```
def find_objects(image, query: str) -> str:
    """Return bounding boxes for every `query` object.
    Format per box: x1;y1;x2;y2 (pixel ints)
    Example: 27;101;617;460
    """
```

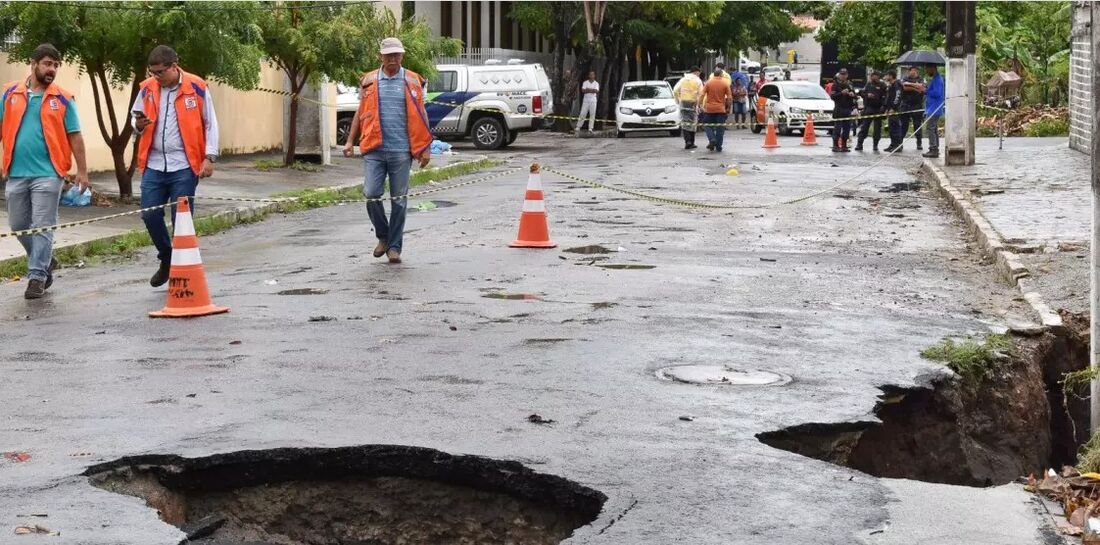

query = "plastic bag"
430;139;452;155
60;184;91;207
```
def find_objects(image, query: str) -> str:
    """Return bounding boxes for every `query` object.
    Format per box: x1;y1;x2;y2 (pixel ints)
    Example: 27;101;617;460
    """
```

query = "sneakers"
916;143;923;150
44;258;58;290
854;144;864;151
706;143;715;151
386;249;402;264
373;240;387;258
150;261;171;288
24;278;45;299
922;150;939;158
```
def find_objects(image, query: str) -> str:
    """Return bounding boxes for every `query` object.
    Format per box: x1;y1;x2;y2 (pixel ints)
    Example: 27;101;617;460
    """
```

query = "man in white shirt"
576;71;599;132
131;45;219;287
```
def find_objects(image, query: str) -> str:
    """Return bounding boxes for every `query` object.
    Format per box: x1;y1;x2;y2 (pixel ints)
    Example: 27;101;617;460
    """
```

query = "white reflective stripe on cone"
522;199;546;213
171;247;203;266
174;211;196;237
526;173;542;191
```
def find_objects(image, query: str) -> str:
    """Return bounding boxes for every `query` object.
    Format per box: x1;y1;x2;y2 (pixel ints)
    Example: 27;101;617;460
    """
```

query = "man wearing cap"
344;37;432;264
1;43;90;299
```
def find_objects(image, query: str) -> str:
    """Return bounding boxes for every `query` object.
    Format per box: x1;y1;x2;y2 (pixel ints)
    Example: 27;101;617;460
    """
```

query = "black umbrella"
895;50;947;65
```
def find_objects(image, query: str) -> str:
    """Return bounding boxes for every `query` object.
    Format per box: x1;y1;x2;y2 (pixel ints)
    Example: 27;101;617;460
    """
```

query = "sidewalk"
922;137;1089;317
0;150;467;264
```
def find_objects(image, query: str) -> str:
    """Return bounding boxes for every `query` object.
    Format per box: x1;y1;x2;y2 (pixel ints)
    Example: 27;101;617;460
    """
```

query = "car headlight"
789;107;804;114
619;107;632;115
663;105;678;114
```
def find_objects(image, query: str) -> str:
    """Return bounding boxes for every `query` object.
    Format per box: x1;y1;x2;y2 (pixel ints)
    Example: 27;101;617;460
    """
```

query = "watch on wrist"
205;155;217;164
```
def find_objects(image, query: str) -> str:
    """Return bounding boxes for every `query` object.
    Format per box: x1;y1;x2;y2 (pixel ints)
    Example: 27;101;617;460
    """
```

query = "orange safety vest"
0;79;75;177
136;70;209;174
356;68;433;157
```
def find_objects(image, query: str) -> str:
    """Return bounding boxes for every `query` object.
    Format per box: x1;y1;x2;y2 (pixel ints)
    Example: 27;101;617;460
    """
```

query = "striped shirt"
378;67;409;152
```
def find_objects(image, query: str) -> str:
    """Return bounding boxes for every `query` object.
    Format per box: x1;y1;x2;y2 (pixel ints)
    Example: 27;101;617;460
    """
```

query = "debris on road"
1026;467;1100;537
679;415;695;422
229;340;242;345
14;524;58;536
3;452;31;463
308;316;336;322
527;414;555;425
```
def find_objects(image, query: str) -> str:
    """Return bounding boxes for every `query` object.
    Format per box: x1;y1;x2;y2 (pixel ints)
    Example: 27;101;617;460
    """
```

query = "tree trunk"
550;5;572;132
284;96;299;166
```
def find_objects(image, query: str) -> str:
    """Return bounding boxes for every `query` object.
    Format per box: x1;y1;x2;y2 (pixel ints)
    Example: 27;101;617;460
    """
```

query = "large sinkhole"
757;315;1090;488
84;445;607;545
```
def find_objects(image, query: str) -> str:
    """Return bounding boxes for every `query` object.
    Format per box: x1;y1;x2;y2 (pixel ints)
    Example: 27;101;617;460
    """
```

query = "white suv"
614;81;680;138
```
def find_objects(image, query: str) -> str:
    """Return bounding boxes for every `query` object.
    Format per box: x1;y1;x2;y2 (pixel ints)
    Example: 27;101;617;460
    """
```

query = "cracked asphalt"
0;130;1056;544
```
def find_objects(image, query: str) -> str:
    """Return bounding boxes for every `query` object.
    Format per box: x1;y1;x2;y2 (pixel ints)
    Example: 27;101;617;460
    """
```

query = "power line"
22;1;378;13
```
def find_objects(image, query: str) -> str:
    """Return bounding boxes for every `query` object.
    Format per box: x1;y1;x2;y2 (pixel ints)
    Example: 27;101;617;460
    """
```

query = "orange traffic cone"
762;118;780;149
509;163;556;248
149;197;229;318
801;114;819;146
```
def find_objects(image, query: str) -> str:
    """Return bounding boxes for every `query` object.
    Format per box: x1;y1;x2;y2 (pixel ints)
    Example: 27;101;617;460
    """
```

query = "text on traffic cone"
149;197;230;318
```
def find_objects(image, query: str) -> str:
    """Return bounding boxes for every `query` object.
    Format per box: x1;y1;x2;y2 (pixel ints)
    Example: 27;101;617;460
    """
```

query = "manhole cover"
656;365;791;386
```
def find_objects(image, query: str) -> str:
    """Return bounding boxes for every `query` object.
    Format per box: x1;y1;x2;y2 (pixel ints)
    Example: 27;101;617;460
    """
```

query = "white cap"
380;37;405;55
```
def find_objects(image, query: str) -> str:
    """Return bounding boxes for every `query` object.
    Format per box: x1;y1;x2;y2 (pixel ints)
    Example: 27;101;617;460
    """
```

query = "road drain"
84;445;606;545
657;365;791;386
756;316;1090;487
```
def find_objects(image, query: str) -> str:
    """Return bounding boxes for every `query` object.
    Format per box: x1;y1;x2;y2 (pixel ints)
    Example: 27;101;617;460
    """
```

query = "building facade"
408;1;551;63
1070;1;1091;153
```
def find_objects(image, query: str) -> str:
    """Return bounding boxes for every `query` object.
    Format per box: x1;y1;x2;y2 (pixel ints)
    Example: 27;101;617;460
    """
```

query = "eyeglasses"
148;65;174;77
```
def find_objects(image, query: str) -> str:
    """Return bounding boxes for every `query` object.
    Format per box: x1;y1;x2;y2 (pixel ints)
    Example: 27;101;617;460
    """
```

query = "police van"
336;61;554;150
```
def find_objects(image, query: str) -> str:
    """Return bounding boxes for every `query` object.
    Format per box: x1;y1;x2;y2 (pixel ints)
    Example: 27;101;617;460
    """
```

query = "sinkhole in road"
85;445;606;545
756;316;1090;487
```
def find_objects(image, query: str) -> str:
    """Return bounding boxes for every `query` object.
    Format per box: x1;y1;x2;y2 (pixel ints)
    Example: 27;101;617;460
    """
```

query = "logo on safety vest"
184;96;197;110
48;98;59;111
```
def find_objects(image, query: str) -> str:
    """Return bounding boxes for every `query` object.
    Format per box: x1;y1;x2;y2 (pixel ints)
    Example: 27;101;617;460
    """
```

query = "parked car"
750;81;835;136
739;55;761;74
663;74;684;88
335;83;359;146
335;63;554;150
614;81;680;138
762;65;786;81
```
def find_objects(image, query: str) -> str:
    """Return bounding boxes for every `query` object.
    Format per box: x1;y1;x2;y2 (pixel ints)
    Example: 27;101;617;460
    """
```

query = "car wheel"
506;130;518;145
780;122;793;136
472;117;506;150
617;130;625;138
751;123;763;134
668;129;681;137
336;117;352;146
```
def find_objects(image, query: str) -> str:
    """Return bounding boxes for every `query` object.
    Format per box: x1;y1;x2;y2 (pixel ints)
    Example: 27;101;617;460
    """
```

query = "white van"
427;63;554;149
335;63;554;150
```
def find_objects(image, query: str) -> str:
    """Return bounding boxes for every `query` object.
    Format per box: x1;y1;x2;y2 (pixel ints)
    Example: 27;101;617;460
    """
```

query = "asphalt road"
0;130;1055;544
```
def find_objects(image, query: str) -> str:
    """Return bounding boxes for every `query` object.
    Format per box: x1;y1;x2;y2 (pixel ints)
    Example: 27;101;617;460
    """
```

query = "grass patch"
254;159;323;172
1060;366;1100;399
920;333;1013;386
1079;432;1100;473
2;158;502;281
1023;117;1069;137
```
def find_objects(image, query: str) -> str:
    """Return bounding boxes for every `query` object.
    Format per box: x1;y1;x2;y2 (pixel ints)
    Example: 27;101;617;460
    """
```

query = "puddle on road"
597;264;656;270
879;181;923;193
85;445;606;545
483;293;543;301
656;365;792;386
524;338;572;345
563;245;614;255
591;302;616;310
277;288;329;295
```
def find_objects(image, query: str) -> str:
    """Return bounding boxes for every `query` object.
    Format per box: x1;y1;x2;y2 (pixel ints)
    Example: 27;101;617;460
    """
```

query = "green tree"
815;1;945;69
0;1;263;196
255;2;459;165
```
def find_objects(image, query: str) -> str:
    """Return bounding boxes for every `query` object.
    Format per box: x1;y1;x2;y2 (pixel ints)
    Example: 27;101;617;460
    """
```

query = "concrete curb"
920;160;1064;331
0;156;489;275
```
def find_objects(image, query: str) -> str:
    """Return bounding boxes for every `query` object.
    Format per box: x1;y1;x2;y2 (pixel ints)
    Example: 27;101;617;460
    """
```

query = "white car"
751;81;836;136
739;55;761;74
614;81;680;138
762;66;786;81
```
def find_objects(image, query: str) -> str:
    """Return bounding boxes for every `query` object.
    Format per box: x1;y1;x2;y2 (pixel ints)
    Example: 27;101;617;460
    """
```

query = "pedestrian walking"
829;69;857;152
343;37;432;264
672;67;703;149
132;45;219;288
855;71;887;151
883;70;903;152
922;64;945;158
699;67;732;152
576;71;599;133
731;79;748;129
712;62;732;84
2;43;89;299
898;66;926;151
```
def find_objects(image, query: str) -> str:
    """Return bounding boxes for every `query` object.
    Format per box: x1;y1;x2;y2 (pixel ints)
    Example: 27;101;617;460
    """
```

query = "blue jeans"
363;151;412;253
5;176;63;281
701;112;728;149
141;168;199;264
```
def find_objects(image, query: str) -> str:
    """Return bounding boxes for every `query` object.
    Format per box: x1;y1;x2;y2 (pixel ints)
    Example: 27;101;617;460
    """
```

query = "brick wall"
1070;1;1092;153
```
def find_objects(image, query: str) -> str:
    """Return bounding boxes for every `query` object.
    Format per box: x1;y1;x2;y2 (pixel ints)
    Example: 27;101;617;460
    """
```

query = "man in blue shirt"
1;43;90;299
922;64;945;159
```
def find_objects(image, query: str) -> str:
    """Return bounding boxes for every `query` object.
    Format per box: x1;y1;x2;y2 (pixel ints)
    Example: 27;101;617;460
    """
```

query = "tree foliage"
815;1;945;70
255;1;459;164
0;1;263;195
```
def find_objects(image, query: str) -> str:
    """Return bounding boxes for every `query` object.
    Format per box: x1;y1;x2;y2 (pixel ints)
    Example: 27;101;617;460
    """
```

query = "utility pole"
900;1;914;54
944;1;976;165
1090;1;1100;432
